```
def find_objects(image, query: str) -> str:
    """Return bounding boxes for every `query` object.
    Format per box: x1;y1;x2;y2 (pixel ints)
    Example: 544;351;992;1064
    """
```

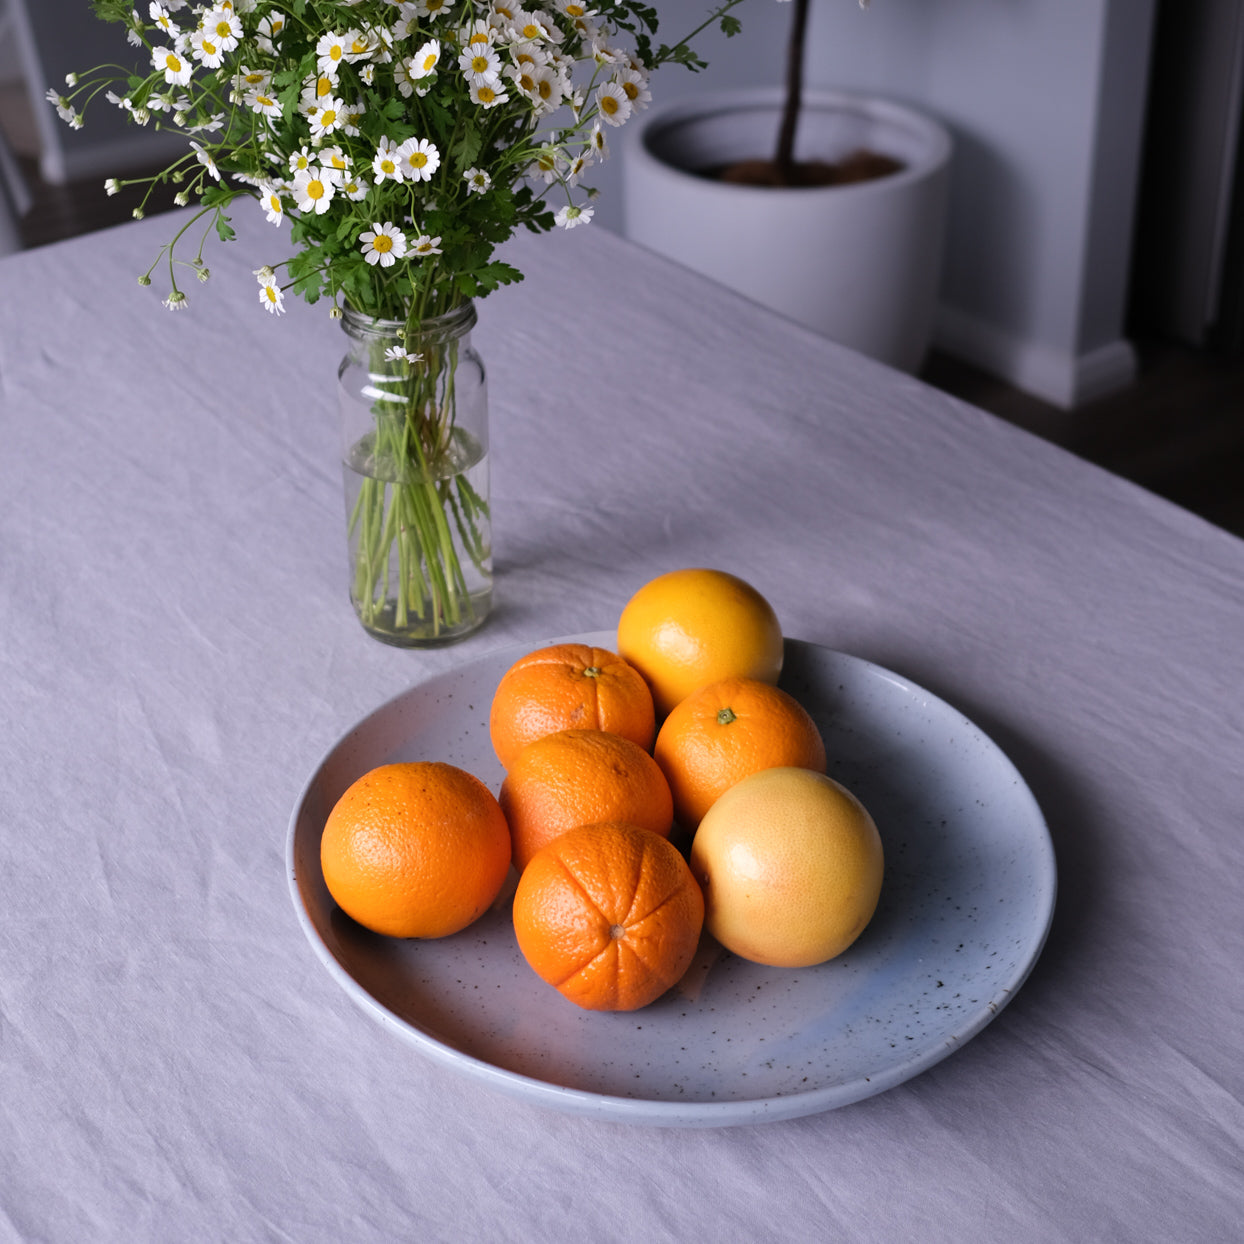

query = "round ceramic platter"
287;632;1056;1127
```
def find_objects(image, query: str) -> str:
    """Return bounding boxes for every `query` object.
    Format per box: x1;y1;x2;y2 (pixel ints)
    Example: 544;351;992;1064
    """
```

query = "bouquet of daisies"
54;0;743;642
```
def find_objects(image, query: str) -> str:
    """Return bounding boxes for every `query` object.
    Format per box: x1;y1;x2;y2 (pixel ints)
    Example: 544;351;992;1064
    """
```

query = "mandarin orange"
499;728;674;871
654;676;826;829
320;762;511;939
489;642;655;770
512;821;704;1011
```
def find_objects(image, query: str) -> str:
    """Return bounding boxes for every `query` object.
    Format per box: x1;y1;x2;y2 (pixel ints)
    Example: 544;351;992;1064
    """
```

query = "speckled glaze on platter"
287;633;1056;1127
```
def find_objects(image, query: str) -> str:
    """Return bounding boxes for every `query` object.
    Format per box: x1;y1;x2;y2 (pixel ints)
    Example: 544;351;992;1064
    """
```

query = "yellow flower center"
477;86;496;103
320;109;337;126
601;94;618;115
623;81;639;100
215;21;232;37
372;235;393;253
203;38;218;55
422;54;437;71
307;180;324;200
410;152;428;168
330;46;343;61
166;54;182;71
380;158;395;174
471;55;490;73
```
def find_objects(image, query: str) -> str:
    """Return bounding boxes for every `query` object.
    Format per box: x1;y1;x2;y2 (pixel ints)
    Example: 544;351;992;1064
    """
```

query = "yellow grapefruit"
688;766;884;967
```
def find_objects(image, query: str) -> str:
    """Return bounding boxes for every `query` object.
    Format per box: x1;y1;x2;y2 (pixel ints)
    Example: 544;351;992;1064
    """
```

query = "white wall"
608;0;1158;408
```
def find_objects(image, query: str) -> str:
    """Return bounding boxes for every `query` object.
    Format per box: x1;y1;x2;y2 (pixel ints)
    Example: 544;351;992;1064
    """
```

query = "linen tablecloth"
1;208;1241;1241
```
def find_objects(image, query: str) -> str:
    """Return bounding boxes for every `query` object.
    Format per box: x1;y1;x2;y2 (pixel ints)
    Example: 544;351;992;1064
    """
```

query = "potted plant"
622;0;952;373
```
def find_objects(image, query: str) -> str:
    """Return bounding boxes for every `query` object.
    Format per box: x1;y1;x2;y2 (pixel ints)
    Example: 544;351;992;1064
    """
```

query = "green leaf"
214;212;235;243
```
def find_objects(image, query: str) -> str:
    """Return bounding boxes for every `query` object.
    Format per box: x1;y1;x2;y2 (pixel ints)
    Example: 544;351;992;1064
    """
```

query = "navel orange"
499;728;674;871
489;642;655;770
654;676;827;829
320;762;511;939
512;821;704;1011
689;767;884;968
616;568;783;717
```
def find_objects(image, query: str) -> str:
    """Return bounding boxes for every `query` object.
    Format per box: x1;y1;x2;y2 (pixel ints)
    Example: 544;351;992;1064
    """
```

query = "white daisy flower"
532;66;562;111
418;0;451;18
560;0;595;18
397;136;440;181
151;46;193;86
372;137;404;182
246;89;282;120
234;65;271;92
258;183;284;225
595;81;631;127
411;40;441;79
410;234;443;257
343;176;369;201
256;13;285;53
564;150;592;186
459;19;494;49
202;7;242;52
360;64;375;85
614;67;651;110
463;167;491;194
319;145;350;177
510;10;552;43
339;103;365;136
554;203;593;229
395;58;424;98
343;29;375;61
164;290;189;310
308;96;344;138
104;178;120;196
384;345;422;364
292;166;336;214
190;141;221;180
360;221;408;267
149;3;179;36
45;91;76;124
393;4;422;39
470;80;508;108
459;45;502;88
258;280;285;315
528;145;562;183
189;30;226;70
288;146;316;174
316;32;349;77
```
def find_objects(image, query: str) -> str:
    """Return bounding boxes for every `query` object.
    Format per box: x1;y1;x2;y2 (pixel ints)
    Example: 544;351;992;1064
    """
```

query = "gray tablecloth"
1;207;1241;1241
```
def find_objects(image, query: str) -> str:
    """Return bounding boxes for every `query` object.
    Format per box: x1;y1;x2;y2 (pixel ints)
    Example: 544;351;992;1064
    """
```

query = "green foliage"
61;0;746;319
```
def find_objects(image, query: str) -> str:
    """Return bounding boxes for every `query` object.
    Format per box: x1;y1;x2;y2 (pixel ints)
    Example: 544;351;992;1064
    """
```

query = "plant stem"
774;0;812;185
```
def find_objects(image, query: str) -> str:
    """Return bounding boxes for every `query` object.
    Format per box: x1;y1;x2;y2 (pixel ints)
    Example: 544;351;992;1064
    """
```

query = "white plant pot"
622;87;953;373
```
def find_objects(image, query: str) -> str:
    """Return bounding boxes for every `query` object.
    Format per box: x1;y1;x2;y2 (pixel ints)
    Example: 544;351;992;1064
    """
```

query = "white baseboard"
934;303;1138;410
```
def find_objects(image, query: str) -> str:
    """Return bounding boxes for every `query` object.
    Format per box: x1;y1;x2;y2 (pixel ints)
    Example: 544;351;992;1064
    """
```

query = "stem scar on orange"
499;728;674;872
489;642;655;770
654;676;827;829
616;568;784;718
320;762;511;939
512;821;705;1011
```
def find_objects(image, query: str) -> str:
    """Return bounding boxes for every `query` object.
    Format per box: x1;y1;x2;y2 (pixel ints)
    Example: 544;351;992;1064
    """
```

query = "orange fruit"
489;642;655;770
512;821;705;1011
616;568;784;717
499;728;674;871
320;762;511;939
689;767;884;968
654;676;826;829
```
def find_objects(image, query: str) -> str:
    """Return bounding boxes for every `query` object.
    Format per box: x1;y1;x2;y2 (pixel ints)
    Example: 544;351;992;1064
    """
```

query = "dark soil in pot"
703;149;905;188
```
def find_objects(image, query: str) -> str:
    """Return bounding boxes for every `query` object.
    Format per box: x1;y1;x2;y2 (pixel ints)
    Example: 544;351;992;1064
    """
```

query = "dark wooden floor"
9;155;1243;541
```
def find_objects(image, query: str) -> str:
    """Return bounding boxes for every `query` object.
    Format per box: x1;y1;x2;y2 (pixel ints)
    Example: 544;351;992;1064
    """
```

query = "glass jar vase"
337;302;492;646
